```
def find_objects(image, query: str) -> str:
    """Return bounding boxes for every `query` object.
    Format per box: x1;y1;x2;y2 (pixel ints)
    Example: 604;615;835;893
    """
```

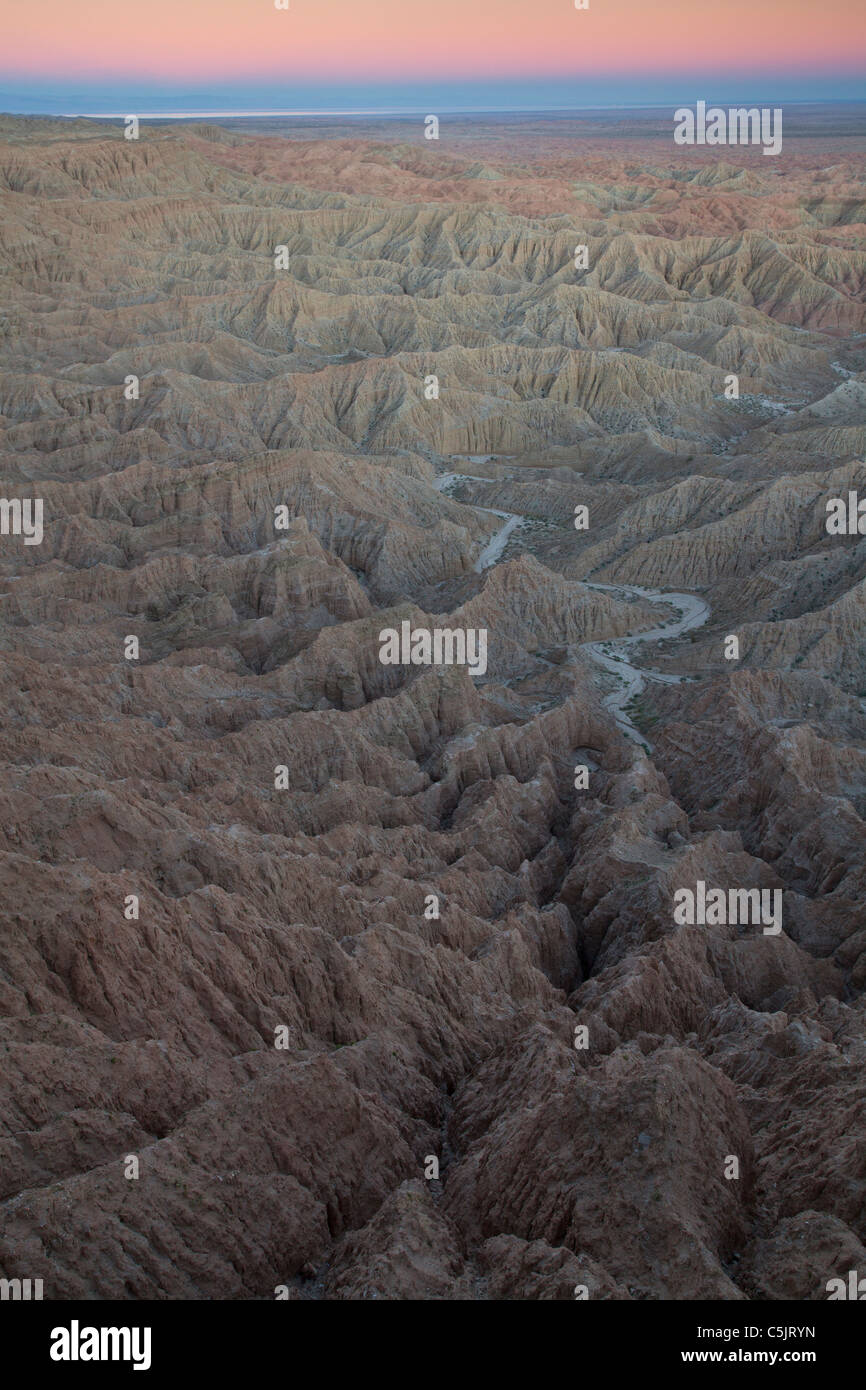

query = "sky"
2;0;864;114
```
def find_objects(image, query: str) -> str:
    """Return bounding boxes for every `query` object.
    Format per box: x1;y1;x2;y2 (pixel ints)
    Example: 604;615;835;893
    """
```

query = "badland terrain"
0;109;865;1300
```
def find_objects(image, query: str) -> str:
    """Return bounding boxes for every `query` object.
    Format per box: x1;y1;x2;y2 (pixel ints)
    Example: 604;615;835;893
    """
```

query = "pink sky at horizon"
5;0;866;80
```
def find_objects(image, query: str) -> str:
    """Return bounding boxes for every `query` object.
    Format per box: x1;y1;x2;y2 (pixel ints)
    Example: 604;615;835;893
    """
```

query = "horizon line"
46;97;866;121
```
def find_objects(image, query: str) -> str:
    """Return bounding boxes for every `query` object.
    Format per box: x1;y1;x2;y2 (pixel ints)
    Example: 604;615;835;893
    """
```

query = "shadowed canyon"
1;111;865;1301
